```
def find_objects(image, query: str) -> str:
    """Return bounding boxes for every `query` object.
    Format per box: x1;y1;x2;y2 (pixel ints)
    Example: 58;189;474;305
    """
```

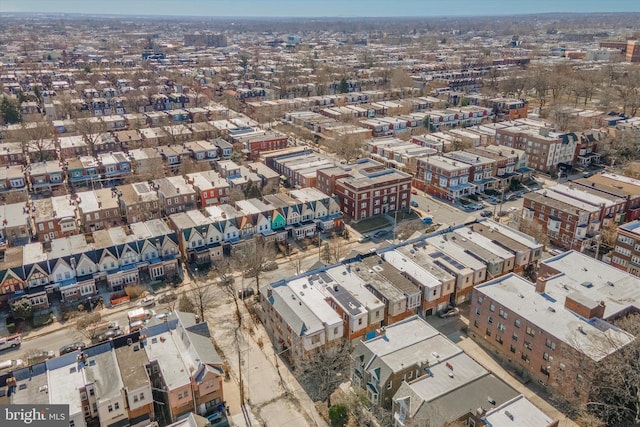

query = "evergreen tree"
0;96;22;124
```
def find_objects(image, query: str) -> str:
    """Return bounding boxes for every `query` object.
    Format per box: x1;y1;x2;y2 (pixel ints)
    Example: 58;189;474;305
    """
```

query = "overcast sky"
2;0;639;17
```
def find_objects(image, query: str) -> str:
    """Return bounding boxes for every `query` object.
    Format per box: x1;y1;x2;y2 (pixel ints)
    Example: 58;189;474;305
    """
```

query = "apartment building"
610;220;640;277
495;126;577;173
470;251;638;403
443;150;497;193
574;172;640;222
317;159;412;220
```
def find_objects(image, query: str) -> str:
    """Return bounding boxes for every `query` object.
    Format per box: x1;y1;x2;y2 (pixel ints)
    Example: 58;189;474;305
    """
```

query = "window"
114;403;119;410
473;320;479;328
514;319;521;328
408;371;413;380
526;326;535;337
358;318;363;326
475;308;480;316
545;339;556;350
387;381;392;390
489;303;495;312
108;405;113;413
543;352;551;361
477;297;483;305
485;328;492;337
133;395;139;403
488;316;493;324
510;345;516;354
89;388;95;396
512;333;518;342
499;309;508;319
497;322;505;332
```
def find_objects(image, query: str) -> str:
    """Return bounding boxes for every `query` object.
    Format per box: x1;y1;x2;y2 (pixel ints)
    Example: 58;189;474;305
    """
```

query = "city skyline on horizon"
2;0;640;18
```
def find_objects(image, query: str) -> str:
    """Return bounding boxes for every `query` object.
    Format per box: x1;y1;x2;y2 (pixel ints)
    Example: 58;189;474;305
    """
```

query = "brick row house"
0;219;179;309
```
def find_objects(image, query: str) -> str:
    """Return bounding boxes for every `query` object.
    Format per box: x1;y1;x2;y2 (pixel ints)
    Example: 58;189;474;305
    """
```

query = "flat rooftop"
475;273;635;361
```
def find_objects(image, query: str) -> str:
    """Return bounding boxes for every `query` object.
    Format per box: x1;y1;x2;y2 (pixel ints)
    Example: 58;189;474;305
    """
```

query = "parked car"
138;296;155;307
93;329;123;343
508;206;519;213
238;288;255;300
206;412;223;425
438;307;460;318
59;342;86;355
479;209;493;217
157;291;177;304
496;210;509;217
422;216;433;224
357;234;371;243
410;200;419;207
263;260;278;271
373;229;388;238
411;189;418;195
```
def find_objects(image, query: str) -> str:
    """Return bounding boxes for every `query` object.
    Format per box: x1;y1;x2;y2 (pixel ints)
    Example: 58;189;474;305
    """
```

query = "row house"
159;144;190;173
383;249;455;317
466;146;524;187
470;251;638;405
59;135;90;158
91;221;179;291
98;151;132;181
187;121;217;140
27;160;64;192
154;176;197;216
0;141;25;166
128;147;164;178
143;313;225;423
522;189;602;252
227;129;289;160
574;172;640;222
25;138;57;163
117;182;162;224
352;255;423;325
258;274;345;361
411;132;456;152
266;149;335;189
490;98;528;121
575;128;605;167
65;156;100;187
317;158;412;220
495;126;577;173
0;202;30;247
443;150;497;192
76;188;123;233
29;196;79;242
114;129;143;149
0;164;27;194
101;114;126;131
416;155;475;202
6;314;222;427
611;220;640;277
170;189;342;265
186;170;230;207
93;132;121;155
246;162;280;195
422;235;487;304
184;140;221;162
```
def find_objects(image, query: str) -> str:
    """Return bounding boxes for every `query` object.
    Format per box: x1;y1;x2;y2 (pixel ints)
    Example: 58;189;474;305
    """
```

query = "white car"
138;296;155;307
508;207;519;212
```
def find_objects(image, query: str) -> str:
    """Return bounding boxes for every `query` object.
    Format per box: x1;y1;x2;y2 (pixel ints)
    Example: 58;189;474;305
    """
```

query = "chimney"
535;275;549;293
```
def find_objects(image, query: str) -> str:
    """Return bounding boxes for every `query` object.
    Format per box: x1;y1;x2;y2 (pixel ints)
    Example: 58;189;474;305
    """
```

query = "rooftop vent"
548;307;556;313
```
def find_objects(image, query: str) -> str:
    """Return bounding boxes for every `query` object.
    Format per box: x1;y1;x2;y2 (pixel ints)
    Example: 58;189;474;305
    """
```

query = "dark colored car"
238;288;255;300
373;229;388;239
438;307;460;318
59;341;86;355
479;210;493;217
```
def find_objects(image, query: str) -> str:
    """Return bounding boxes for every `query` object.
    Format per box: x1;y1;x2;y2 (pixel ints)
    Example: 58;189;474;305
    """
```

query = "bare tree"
75;117;107;156
180;284;217;322
615;67;640;117
17;119;56;162
327;131;364;164
583;313;640;427
320;236;347;265
75;312;103;341
518;218;550;249
294;340;352;403
231;237;277;294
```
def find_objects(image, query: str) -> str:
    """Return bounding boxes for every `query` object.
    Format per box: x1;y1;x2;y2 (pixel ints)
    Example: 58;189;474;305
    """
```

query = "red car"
411;189;418;195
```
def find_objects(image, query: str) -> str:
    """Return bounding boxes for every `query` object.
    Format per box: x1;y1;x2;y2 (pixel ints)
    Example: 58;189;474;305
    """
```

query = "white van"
0;359;25;373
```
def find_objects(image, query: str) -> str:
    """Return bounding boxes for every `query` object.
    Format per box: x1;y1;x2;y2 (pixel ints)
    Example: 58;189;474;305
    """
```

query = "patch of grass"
31;312;54;328
350;216;392;233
